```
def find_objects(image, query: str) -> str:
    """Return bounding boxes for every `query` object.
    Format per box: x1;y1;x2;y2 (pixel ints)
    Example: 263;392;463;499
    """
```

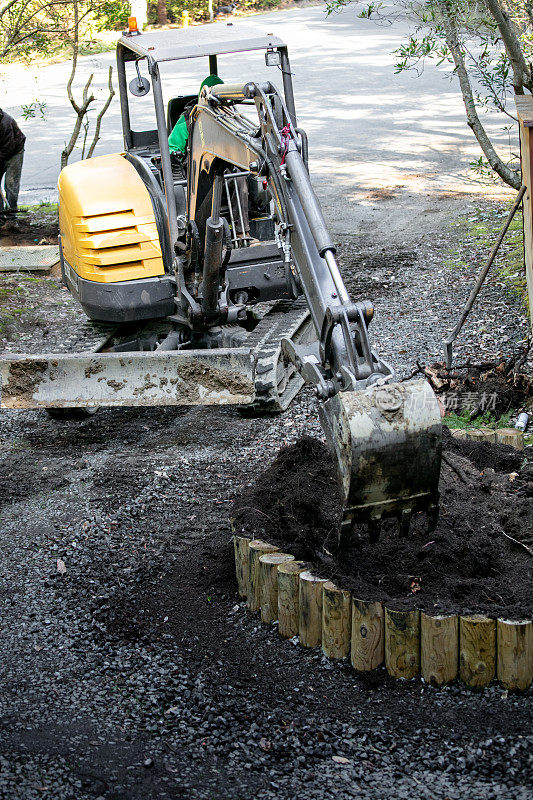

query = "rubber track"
246;298;314;413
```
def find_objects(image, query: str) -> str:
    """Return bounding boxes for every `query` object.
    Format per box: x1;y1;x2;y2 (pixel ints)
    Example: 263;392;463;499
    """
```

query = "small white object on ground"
515;412;529;432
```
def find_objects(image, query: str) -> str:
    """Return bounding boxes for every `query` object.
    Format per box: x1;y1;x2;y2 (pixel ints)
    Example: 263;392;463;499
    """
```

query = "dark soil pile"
232;436;342;552
232;430;533;618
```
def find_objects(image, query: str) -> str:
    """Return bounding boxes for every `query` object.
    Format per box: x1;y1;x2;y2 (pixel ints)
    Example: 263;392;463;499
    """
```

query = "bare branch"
60;1;115;168
65;0;79;113
86;65;115;159
484;0;532;93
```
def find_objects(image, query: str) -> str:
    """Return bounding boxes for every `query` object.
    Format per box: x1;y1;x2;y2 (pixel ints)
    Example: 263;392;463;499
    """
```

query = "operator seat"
167;96;196;219
167;95;197;134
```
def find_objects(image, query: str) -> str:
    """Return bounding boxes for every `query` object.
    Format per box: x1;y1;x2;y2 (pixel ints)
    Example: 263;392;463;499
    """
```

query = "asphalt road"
2;0;515;228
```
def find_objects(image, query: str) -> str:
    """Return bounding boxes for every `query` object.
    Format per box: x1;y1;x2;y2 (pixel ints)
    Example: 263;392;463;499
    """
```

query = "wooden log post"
351;599;384;671
459;615;496;687
322;582;351;659
495;428;525;450
247;540;278;612
451;428;468;440
233;535;251;598
277;561;309;639
385;607;421;679
259;553;294;624
497;619;533;691
480;427;496;443
299;571;327;648
421;613;459;685
466;428;488;443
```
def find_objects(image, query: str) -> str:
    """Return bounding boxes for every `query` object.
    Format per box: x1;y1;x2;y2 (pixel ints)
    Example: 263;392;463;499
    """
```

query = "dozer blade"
319;379;442;538
0;350;254;409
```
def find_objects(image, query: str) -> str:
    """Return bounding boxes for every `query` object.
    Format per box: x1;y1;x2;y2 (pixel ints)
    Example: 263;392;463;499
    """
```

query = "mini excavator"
0;23;442;540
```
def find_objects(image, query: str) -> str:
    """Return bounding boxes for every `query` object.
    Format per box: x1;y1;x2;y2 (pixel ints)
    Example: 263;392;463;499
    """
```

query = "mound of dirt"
232;436;342;552
232;430;533;618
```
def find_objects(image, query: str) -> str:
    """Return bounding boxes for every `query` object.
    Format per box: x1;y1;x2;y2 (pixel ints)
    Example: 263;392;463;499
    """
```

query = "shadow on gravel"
337;238;417;301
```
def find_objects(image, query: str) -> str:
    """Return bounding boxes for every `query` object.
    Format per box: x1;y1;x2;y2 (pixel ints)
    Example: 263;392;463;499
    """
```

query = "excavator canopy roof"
118;24;285;63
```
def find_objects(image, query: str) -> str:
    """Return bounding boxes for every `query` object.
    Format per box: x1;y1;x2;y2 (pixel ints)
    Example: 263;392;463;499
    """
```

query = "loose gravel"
0;197;531;799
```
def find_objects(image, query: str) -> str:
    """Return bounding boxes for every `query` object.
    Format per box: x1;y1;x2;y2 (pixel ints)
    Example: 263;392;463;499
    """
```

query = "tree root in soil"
402;340;532;419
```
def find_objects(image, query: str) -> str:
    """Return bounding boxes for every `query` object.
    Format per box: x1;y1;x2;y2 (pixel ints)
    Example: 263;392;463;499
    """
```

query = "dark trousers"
1;148;24;211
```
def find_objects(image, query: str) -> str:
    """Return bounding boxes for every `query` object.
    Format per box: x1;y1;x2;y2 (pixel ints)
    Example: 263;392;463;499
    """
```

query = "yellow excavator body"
58;153;164;284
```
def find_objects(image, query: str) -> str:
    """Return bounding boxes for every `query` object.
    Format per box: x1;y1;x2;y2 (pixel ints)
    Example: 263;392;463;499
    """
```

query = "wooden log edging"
299;571;328;648
247;540;278;612
421;613;458;685
351;598;384;671
259;552;294;624
385;607;420;679
278;561;309;638
322;582;351;659
232;535;533;691
451;426;524;450
459;615;496;687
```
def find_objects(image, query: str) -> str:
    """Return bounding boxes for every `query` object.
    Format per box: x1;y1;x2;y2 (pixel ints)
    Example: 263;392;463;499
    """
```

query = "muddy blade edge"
0;350;255;408
319;379;442;534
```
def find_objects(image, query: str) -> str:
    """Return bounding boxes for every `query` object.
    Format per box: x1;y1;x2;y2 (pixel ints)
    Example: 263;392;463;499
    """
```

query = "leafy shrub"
95;0;131;30
146;0;283;25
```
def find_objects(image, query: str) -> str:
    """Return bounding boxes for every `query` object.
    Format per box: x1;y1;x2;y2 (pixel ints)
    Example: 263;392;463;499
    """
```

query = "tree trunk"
157;0;168;25
484;0;531;94
440;4;521;189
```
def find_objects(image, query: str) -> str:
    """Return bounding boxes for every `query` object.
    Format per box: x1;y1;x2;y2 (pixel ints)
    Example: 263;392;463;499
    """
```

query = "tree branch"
484;0;532;93
440;3;521;189
86;65;115;158
65;0;79;110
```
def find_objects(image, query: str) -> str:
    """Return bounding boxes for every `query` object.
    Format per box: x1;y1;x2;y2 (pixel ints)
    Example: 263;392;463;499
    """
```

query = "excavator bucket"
319;379;442;539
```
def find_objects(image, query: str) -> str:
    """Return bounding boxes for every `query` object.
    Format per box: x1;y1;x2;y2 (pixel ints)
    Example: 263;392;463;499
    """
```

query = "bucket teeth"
399;508;412;538
368;519;381;543
427;502;439;534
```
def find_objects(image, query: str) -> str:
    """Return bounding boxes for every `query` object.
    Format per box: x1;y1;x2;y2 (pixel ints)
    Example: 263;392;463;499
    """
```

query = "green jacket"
168;75;223;154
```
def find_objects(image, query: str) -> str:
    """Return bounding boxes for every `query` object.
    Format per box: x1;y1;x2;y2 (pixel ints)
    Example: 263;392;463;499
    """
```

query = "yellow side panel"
78;222;159;250
58;153;165;284
80;241;162;267
74;213;156;234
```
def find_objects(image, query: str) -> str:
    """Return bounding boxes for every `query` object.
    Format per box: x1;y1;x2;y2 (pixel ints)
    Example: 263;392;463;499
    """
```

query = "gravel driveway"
1;4;532;793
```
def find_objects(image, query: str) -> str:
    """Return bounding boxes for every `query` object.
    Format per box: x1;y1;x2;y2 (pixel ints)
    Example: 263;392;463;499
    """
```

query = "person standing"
0;108;25;215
